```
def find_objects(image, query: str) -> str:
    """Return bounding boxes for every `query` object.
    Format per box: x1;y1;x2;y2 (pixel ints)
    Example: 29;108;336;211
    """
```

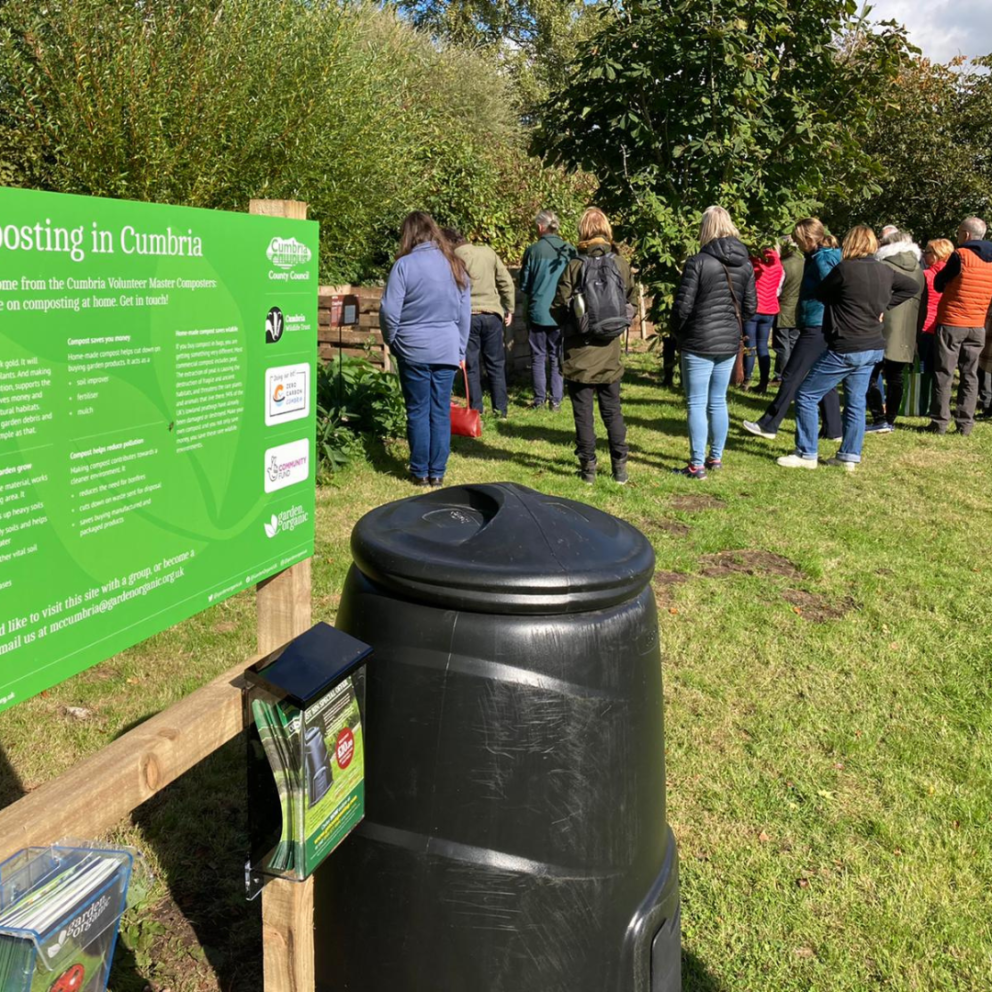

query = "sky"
866;0;992;63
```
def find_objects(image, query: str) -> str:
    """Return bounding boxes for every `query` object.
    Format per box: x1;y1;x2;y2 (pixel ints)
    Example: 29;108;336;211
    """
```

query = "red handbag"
450;365;482;438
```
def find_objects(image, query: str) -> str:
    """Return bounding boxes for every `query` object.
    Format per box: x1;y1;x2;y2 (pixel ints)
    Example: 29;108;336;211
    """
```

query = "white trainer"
776;454;818;469
821;456;856;472
742;420;776;440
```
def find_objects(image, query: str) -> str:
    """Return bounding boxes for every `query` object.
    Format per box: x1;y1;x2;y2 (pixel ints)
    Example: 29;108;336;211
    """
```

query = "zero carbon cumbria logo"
266;236;312;270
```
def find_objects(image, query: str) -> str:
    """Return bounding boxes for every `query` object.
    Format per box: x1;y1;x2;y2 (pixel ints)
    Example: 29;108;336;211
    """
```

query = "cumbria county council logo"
266;236;312;270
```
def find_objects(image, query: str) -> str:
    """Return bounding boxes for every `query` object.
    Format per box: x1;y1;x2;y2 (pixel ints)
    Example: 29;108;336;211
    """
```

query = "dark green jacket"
778;250;804;328
551;241;636;385
519;234;577;326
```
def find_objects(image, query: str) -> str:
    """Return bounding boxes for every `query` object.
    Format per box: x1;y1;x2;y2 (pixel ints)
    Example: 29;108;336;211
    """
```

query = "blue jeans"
794;349;885;462
743;312;774;384
466;313;508;414
529;324;563;405
397;363;458;478
681;351;736;466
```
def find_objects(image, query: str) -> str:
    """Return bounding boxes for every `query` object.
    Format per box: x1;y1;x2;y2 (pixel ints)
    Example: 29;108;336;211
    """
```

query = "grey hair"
534;209;560;233
699;205;739;247
961;216;988;240
880;225;899;237
879;229;911;247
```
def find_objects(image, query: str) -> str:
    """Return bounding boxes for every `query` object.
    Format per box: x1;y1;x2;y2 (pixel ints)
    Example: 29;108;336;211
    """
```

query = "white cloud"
866;0;992;64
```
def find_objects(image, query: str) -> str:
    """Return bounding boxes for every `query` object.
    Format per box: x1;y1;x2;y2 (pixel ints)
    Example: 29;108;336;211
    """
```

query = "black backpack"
573;252;631;340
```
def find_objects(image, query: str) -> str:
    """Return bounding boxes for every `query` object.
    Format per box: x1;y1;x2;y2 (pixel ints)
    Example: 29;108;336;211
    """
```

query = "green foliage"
316;356;406;476
537;0;913;322
0;0;589;280
824;54;992;242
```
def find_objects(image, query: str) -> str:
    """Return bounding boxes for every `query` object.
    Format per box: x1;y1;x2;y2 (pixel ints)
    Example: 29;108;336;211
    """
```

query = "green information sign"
0;188;319;712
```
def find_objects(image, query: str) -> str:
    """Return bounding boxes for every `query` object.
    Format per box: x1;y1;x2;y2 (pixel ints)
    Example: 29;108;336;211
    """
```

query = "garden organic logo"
266;236;312;270
264;505;310;539
46;893;113;958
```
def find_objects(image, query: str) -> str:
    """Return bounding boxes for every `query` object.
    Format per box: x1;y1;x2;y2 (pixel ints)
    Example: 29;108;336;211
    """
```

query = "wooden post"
251;197;316;992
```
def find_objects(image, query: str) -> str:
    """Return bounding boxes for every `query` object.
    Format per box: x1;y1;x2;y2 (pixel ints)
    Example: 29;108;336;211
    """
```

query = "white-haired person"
670;205;756;478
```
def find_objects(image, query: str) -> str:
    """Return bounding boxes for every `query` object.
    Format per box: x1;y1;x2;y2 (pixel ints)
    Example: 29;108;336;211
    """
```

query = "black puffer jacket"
673;237;757;355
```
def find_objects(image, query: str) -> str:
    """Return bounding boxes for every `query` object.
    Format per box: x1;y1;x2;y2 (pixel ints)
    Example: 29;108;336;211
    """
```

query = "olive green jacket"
778;250;804;328
876;243;925;363
551;241;636;385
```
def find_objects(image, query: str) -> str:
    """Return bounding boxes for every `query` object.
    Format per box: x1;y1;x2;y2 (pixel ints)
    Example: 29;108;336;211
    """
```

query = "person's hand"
459;359;466;369
504;313;513;327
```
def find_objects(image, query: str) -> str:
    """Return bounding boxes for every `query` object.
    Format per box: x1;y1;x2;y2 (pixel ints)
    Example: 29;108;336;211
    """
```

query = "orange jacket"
935;242;992;328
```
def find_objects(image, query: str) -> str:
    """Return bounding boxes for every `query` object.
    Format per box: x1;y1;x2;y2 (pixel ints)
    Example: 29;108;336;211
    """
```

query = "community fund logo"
266;307;284;344
266;237;312;270
264;504;310;539
264;438;309;493
265;363;310;426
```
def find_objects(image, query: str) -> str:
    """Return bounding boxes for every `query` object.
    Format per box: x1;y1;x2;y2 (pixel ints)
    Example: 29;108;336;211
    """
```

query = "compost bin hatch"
349;482;656;615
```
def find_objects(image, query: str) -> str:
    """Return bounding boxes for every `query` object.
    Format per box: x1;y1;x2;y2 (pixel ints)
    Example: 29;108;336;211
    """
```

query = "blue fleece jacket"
798;247;841;329
379;242;471;365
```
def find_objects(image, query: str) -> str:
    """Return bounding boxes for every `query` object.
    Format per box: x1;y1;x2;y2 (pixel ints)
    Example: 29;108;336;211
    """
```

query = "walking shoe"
955;426;973;437
820;456;856;472
776;454;818;470
550;402;562;413
530;399;546;410
428;476;444;489
611;459;629;485
742;420;776;440
410;475;430;487
579;460;597;484
924;422;946;435
822;435;842;442
703;457;723;471
672;464;708;480
865;422;892;434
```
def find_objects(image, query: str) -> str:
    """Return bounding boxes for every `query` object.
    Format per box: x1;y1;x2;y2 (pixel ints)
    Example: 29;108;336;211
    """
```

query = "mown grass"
1;352;990;991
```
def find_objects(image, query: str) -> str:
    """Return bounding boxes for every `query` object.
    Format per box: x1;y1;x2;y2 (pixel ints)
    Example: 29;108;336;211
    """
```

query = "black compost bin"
314;482;680;992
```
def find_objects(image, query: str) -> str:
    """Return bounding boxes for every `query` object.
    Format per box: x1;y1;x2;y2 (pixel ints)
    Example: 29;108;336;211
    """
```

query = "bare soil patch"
782;589;856;622
670;494;726;512
699;549;803;580
653;570;689;607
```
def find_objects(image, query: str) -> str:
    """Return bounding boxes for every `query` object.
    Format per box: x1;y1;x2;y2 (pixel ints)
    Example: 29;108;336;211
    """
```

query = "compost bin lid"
350;482;655;614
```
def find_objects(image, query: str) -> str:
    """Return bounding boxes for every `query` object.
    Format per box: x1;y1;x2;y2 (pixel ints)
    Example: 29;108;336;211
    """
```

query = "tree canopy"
537;0;914;317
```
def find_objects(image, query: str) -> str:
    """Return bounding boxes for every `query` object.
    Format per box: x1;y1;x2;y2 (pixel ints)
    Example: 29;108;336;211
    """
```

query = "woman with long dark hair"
379;211;471;487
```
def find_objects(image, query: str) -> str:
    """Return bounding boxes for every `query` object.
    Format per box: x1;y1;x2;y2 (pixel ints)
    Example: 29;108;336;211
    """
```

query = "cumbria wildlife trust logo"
266;306;284;344
266;236;312;270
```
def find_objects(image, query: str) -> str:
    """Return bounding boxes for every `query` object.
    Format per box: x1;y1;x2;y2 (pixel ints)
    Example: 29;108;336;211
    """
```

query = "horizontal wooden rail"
0;650;263;865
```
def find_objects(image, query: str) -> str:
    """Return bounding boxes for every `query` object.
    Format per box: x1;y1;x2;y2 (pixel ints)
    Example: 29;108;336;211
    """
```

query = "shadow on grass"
0;746;25;810
684;948;727;992
125;734;262;992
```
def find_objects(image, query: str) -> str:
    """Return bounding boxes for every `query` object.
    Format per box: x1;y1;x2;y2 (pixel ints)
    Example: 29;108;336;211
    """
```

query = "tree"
536;0;912;318
824;54;992;242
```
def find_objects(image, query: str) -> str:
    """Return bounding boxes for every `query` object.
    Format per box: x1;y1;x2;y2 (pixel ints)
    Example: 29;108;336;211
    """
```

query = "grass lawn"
1;352;990;991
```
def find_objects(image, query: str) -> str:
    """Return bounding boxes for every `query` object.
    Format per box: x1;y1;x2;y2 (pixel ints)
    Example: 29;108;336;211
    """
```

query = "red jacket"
750;250;784;315
921;259;946;334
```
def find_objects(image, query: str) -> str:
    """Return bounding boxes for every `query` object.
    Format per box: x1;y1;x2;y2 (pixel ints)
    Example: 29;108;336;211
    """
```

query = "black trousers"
866;359;911;425
756;326;841;437
465;313;508;414
567;379;628;465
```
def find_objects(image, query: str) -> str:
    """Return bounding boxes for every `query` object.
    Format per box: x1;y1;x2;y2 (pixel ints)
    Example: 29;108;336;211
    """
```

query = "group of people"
379;206;635;486
377;204;992;487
